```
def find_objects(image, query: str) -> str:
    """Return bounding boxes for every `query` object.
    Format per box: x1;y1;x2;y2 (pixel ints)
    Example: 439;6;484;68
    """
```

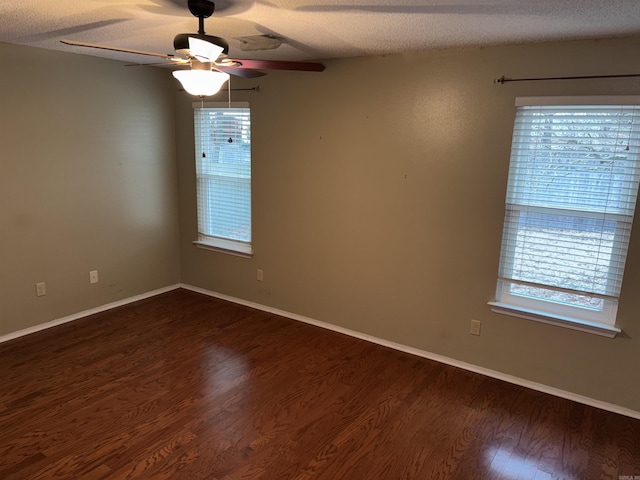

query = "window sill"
488;302;621;338
193;239;253;258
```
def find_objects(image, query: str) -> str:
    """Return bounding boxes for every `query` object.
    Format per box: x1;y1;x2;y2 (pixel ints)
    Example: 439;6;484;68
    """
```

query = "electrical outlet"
470;319;481;336
257;269;264;282
36;282;46;297
89;270;99;284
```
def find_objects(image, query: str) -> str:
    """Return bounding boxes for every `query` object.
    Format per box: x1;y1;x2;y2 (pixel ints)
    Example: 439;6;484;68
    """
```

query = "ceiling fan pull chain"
200;97;206;157
227;76;233;143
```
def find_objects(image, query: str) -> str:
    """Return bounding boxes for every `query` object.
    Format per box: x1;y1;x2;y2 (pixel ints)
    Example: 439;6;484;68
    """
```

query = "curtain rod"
179;86;260;94
494;73;640;84
220;86;260;93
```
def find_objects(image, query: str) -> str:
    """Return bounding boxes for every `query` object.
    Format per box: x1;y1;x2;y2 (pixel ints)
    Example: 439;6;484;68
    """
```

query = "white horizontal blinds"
195;107;251;244
498;103;640;309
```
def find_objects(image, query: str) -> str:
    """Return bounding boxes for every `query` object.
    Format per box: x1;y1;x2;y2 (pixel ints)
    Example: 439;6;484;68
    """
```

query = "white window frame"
490;96;640;337
191;101;253;258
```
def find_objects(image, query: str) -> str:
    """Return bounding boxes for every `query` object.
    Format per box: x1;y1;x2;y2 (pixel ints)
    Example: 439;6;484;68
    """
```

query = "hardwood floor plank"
1;289;639;479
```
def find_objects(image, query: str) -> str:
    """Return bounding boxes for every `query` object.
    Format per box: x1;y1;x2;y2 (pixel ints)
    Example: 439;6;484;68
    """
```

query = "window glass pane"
195;106;251;245
503;209;619;298
509;107;640;215
496;100;640;324
508;283;604;311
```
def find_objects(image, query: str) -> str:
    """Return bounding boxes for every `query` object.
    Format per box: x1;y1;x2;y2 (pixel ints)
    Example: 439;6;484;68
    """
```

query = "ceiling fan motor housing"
173;33;229;56
188;0;215;18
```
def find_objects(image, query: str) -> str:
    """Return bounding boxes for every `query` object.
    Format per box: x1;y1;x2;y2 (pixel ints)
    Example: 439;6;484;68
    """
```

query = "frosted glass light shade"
188;37;224;62
173;69;230;97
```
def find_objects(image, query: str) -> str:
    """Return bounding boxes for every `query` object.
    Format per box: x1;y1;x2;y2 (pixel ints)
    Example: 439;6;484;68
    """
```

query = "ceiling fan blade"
125;61;188;67
218;67;266;78
228;59;325;72
60;39;175;60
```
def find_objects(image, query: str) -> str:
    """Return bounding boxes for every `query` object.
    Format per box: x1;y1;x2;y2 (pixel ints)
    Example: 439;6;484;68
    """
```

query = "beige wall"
177;36;640;412
0;42;181;336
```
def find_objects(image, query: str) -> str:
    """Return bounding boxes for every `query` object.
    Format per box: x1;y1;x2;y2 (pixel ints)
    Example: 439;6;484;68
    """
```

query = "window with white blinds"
494;97;640;328
193;102;252;256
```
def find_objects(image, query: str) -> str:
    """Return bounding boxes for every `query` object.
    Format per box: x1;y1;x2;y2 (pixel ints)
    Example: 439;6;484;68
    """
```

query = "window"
192;102;252;257
491;97;640;336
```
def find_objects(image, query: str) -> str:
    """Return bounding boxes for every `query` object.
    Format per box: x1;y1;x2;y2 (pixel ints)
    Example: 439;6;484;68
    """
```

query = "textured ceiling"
2;0;640;64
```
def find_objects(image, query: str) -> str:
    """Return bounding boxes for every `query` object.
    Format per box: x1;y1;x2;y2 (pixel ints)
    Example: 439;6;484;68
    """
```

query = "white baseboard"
0;284;181;345
181;283;640;421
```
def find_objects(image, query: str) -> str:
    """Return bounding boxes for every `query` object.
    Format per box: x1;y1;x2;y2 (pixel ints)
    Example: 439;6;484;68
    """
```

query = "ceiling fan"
61;0;325;96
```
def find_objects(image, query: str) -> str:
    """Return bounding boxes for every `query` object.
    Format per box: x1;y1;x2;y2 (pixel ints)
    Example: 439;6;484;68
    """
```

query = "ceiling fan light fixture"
172;69;230;96
187;36;224;62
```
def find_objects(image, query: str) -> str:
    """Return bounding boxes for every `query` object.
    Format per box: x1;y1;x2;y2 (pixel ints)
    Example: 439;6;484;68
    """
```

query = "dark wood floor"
1;289;638;479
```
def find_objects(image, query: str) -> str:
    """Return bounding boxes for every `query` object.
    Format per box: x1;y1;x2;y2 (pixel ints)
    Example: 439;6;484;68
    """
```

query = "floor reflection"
486;446;547;479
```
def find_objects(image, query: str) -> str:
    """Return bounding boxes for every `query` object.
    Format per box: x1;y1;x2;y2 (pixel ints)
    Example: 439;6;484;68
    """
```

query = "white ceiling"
2;0;640;64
